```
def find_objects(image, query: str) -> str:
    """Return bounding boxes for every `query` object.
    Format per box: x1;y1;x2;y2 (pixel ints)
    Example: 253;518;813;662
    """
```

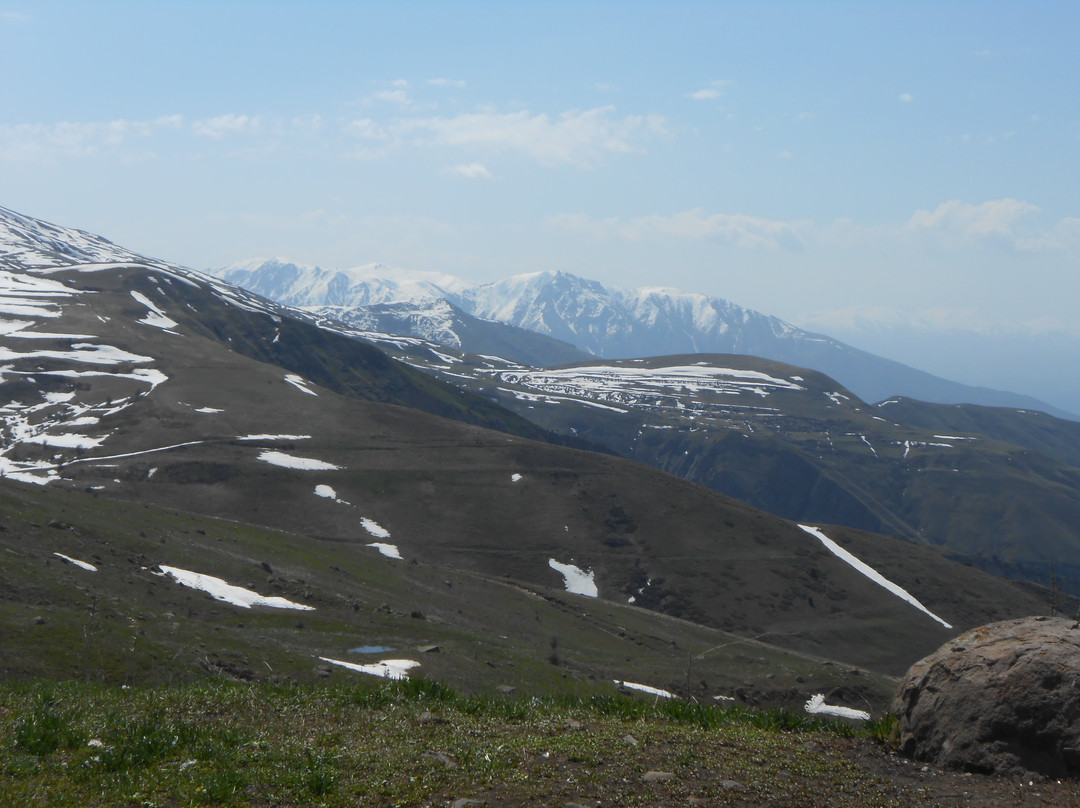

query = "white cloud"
0;11;29;22
155;114;184;129
373;89;412;106
0;116;175;161
899;93;914;103
395;106;667;167
344;118;388;140
290;114;323;134
687;80;733;101
798;304;994;334
191;114;262;139
427;77;466;88
443;162;495;179
905;198;1045;248
552;199;1078;257
552;208;807;249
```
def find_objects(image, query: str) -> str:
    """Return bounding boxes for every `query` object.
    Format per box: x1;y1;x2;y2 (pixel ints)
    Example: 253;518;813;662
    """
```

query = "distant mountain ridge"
213;259;1073;418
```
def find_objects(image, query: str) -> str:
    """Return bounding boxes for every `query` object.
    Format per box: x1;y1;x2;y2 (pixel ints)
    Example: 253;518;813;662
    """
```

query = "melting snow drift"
158;565;314;610
548;558;598;597
257;450;340;471
805;694;870;721
366;542;402;559
319;656;419;679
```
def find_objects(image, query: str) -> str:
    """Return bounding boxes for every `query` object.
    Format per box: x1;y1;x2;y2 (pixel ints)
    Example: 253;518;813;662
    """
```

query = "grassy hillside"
0;478;906;714
0;678;915;808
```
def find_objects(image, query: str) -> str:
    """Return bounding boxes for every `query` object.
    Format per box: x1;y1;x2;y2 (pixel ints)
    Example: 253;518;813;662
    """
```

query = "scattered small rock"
450;799;487;808
721;778;746;791
421;749;457;768
495;684;516;697
417;644;440;654
565;717;582;730
32;616;46;625
643;770;675;781
623;733;638;746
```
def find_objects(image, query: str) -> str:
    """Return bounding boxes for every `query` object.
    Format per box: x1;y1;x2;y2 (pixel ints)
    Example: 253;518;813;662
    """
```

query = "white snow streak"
257;450;340;471
615;680;676;699
238;434;311;441
798;525;952;628
53;552;97;572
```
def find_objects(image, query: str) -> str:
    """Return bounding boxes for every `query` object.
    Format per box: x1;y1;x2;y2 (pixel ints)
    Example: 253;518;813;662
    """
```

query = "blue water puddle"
350;645;395;654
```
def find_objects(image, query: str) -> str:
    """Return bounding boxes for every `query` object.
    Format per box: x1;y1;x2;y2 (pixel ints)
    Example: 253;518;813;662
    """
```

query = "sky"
2;2;1079;409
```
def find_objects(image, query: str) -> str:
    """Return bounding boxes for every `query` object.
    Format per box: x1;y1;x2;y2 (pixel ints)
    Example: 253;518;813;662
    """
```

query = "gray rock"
893;616;1080;777
642;770;674;781
421;749;457;768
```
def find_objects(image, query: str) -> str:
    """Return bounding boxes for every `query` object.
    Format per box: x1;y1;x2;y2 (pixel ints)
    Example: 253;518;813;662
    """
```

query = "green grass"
0;677;903;808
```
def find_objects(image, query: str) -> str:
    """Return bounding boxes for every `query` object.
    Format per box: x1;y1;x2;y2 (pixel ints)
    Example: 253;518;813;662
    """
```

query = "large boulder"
892;616;1080;777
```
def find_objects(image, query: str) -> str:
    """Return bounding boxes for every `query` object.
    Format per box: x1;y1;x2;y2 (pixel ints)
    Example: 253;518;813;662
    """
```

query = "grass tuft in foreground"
1;677;902;807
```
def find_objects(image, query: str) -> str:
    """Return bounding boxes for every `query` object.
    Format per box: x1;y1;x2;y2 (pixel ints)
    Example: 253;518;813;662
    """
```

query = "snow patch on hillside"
615;680;676;699
53;552;97;572
366;542;402;559
319;655;419;679
257;450;339;471
239;433;311;441
158;565;315;610
548;559;598;597
805;694;870;721
284;374;317;396
798;524;952;628
130;290;179;331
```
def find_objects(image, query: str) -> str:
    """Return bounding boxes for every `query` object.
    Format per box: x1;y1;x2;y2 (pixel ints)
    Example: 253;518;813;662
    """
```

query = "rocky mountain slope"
0;204;1062;698
214;259;1071;417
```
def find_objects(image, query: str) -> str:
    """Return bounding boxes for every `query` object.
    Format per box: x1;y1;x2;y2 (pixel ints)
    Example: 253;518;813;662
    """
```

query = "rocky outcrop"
893;616;1080;777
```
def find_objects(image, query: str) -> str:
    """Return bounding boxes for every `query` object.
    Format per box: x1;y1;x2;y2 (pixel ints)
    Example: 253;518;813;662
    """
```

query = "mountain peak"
0;205;157;271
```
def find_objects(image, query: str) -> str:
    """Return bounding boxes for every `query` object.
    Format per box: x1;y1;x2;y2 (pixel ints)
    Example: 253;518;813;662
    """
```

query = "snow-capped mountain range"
213;259;1072;418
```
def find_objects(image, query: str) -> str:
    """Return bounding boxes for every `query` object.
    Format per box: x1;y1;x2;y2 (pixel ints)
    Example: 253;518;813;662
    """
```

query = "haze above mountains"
214;258;1077;420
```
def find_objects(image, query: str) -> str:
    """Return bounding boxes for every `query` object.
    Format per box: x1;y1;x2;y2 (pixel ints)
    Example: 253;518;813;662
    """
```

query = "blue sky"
2;2;1079;406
